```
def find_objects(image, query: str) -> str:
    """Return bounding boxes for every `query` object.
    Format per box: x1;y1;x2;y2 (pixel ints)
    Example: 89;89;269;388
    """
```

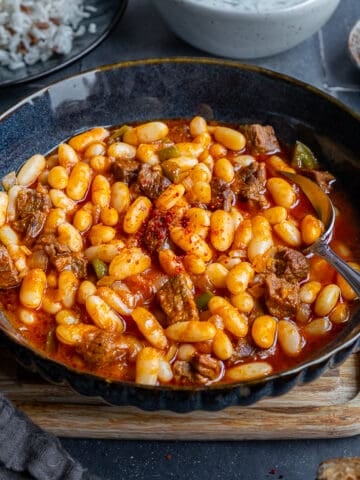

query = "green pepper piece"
161;159;182;182
109;124;130;142
158;145;181;162
195;291;214;312
92;258;108;279
291;141;319;169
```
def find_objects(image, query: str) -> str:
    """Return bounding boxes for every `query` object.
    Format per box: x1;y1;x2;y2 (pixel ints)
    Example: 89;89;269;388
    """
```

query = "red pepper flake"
269;469;276;475
165;453;172;460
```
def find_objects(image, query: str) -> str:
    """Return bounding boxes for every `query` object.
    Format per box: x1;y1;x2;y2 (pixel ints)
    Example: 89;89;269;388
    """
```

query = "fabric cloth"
0;393;101;480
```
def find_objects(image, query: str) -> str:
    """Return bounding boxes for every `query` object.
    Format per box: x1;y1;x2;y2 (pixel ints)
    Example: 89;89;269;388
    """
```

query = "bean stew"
0;117;359;387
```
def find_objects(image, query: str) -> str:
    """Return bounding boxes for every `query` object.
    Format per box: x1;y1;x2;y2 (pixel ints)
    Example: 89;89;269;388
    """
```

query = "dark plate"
1;58;360;412
0;0;128;87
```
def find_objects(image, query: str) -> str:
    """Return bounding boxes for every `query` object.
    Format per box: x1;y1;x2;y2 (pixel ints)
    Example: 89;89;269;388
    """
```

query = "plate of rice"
0;0;128;86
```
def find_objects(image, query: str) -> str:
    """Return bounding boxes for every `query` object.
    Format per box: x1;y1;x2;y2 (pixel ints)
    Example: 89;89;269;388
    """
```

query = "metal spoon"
280;170;360;297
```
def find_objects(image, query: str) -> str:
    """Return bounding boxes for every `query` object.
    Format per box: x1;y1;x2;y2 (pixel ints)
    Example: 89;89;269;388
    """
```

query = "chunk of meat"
209;177;235;211
111;157;140;184
36;234;88;278
301;169;336;194
138;164;171;200
228;338;257;365
266;246;309;283
13;189;51;244
173;353;222;384
142;209;175;254
157;274;199;324
76;330;141;366
231;162;269;208
0;245;20;289
264;273;300;318
242;124;280;155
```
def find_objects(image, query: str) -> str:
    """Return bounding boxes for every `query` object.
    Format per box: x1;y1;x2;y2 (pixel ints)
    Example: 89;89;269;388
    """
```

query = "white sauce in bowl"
188;0;308;13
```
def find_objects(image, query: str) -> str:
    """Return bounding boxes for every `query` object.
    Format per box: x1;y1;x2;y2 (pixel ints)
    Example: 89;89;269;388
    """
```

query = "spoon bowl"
280;170;360;297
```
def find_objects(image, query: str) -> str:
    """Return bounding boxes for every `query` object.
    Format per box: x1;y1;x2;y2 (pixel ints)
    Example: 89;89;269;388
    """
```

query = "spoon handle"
310;241;360;297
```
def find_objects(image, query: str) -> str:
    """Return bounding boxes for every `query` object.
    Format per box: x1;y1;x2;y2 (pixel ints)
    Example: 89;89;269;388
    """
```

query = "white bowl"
152;0;340;59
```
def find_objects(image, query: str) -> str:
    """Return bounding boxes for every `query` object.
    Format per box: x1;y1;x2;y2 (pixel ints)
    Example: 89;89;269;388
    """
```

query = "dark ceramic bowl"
1;58;360;412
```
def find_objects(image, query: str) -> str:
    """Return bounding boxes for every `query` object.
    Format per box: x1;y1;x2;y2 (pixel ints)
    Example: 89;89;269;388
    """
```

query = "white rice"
0;0;97;70
189;0;307;13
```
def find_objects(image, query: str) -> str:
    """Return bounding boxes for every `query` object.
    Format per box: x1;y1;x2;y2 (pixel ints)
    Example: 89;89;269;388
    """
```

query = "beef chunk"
231;162;269;208
37;234;88;278
52;252;88;278
111;158;140;184
301;169;336;194
173;353;222;384
77;330;138;367
228;338;257;365
138;164;171;200
0;245;20;289
242;124;280;155
13;189;51;244
157;274;199;324
209;177;235;211
142;209;174;254
267;246;309;283
16;188;51;216
264;273;300;318
191;353;222;381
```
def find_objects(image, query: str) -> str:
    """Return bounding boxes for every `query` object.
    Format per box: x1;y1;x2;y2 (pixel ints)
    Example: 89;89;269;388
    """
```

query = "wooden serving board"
0;348;359;440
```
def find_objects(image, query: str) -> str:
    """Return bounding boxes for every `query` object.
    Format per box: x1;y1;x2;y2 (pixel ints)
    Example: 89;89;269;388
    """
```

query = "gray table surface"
0;0;360;479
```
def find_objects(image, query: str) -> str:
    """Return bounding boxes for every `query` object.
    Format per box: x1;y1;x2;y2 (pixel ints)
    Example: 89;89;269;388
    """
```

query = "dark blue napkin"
0;393;101;480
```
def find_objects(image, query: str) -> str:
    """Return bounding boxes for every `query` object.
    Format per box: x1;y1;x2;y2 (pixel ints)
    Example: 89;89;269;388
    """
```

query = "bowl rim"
0;56;360;398
152;0;340;16
1;56;359;124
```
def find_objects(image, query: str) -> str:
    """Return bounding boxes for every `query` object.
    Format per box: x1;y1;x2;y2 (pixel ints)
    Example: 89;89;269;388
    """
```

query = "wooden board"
1;348;359;440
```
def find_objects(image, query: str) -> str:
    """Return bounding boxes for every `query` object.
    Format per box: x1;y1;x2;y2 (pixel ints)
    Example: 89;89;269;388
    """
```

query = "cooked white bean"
57;223;83;252
267;177;296;209
300;281;322;304
56;324;98;346
213;330;233;360
6;186;22;222
314;284;340;316
304;317;332;336
226;362;273;382
123;196;152;234
213;126;246;151
135;347;160;386
55;309;80;326
278;320;302;357
109;248;151;280
165;321;216;342
85;295;124;332
131;307;168;350
136;122;169;143
66;162;91;201
158;359;174;383
97;287;133;316
85;244;122;263
19;269;46;309
58;270;79;309
18;307;37;325
0;225;19;246
17;154;46;186
210;210;235;252
0;192;8;227
273;221;302;247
